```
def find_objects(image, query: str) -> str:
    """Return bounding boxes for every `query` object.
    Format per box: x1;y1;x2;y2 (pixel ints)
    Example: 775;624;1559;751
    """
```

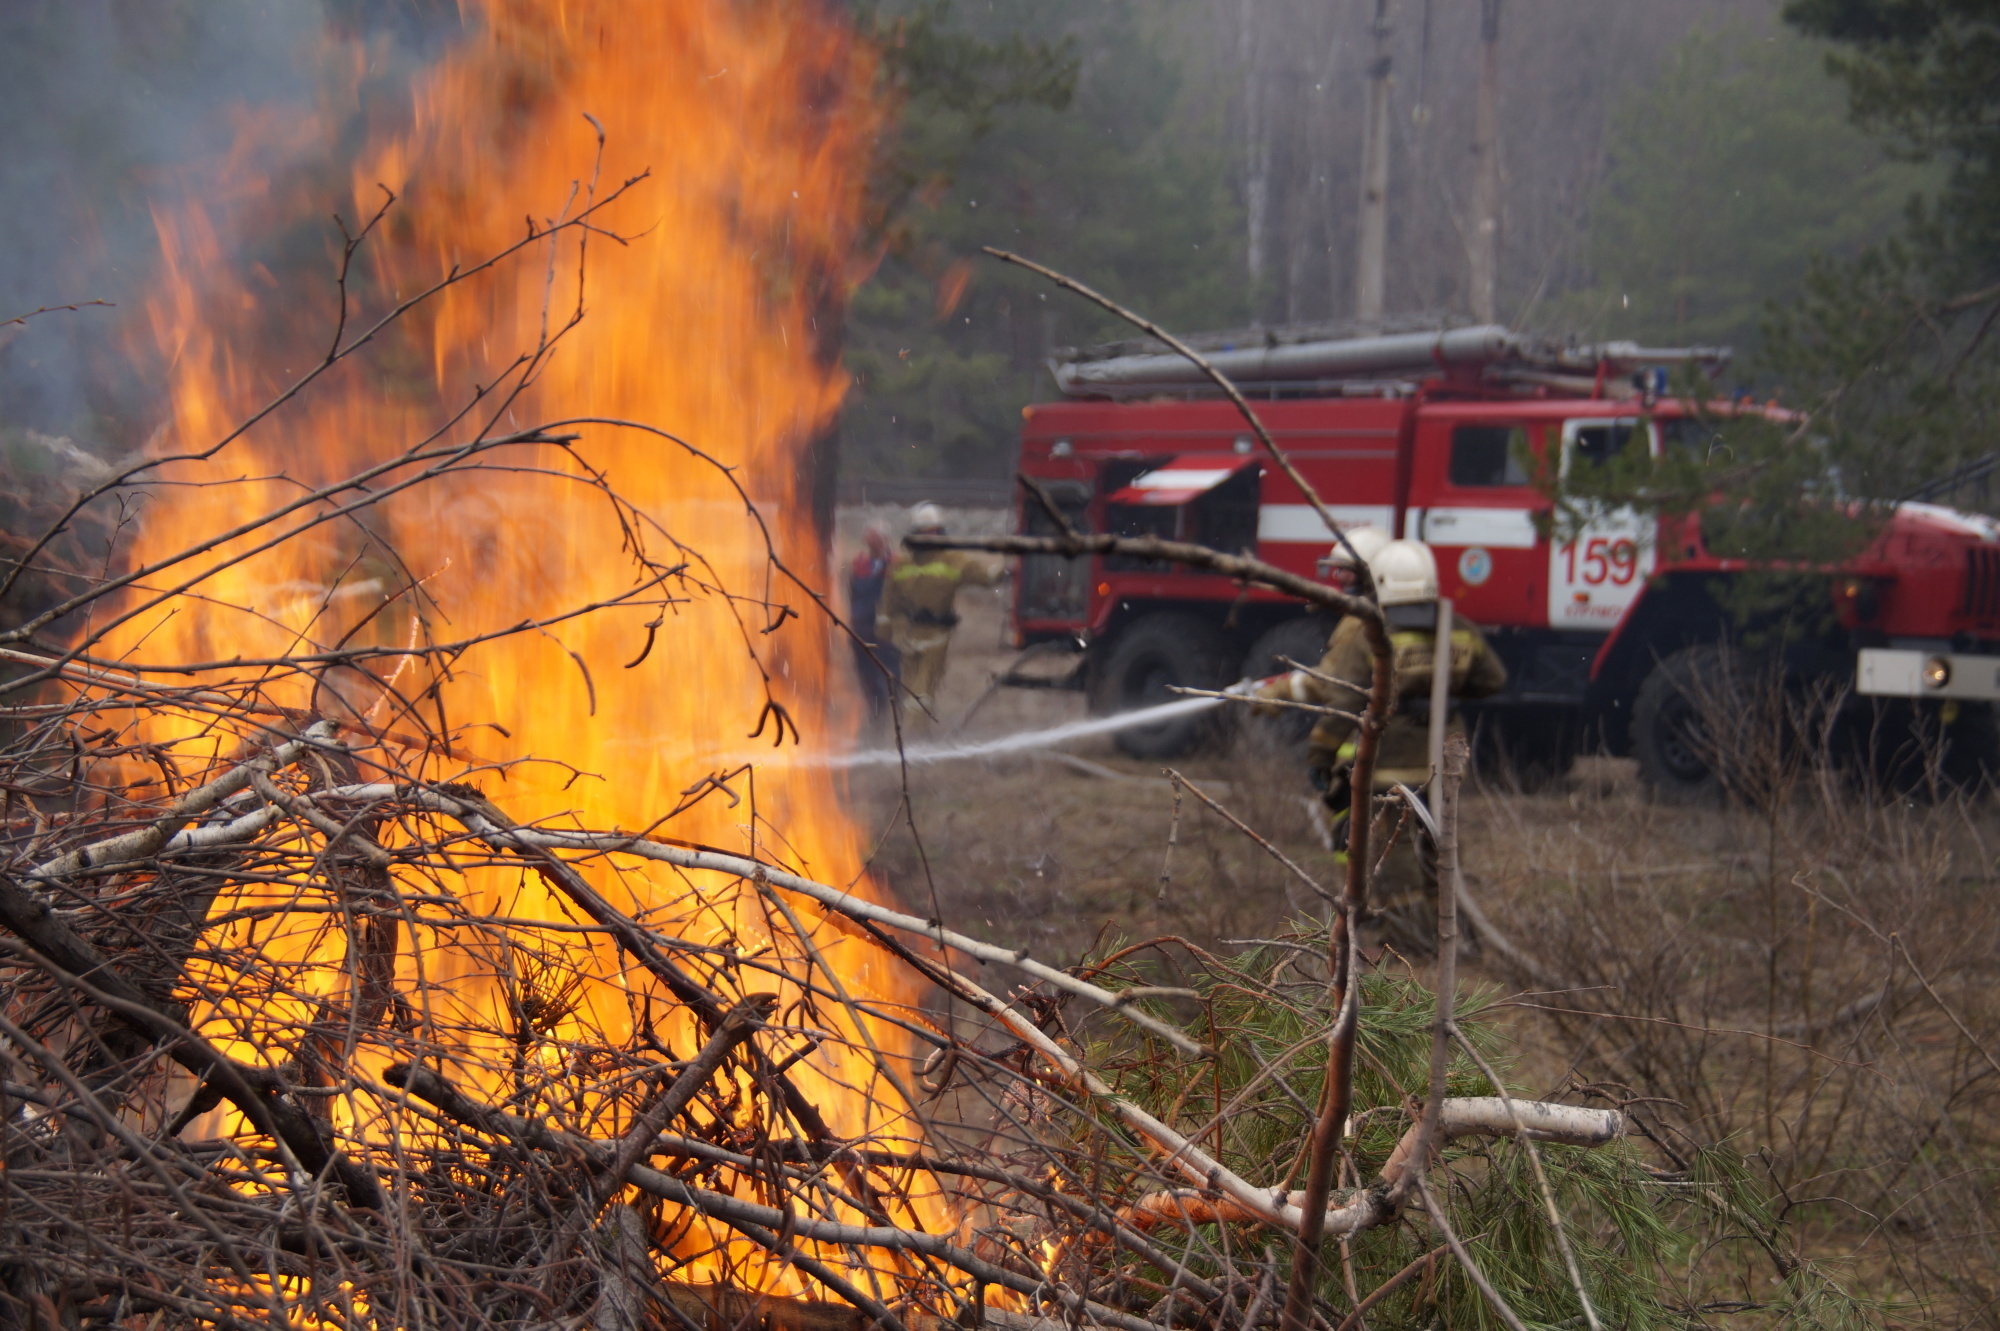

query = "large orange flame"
115;0;936;1296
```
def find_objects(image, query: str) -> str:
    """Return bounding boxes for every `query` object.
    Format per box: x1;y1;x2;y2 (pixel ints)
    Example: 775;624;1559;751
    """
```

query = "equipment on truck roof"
1050;323;1731;399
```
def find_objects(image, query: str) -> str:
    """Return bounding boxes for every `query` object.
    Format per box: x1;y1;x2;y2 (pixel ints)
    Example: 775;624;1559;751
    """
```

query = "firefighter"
1316;525;1393;590
847;523;898;722
1255;537;1507;953
877;502;1005;713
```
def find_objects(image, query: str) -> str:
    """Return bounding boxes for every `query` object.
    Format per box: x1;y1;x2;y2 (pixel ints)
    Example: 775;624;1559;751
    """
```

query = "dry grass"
860;582;2000;1327
1470;760;2000;1323
849;578;1336;961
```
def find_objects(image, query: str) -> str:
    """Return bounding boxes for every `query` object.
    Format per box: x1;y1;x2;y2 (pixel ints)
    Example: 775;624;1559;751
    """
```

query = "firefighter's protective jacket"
1256;611;1507;788
875;550;1005;650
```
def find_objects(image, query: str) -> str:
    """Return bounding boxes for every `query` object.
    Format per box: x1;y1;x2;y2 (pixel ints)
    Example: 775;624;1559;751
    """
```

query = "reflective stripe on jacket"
876;550;1004;646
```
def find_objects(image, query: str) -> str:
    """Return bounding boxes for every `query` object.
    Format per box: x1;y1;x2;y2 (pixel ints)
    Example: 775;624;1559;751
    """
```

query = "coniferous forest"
842;0;1973;491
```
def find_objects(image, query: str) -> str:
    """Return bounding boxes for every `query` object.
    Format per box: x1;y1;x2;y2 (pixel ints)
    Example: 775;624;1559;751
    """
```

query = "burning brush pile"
0;3;1866;1329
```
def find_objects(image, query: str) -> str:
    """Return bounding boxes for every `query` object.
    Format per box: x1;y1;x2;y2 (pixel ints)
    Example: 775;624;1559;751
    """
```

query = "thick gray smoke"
0;2;462;632
0;1;457;447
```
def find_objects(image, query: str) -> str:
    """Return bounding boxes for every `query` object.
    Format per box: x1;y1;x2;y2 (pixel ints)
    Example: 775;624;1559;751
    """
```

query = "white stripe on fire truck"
1257;504;1395;542
1131;468;1235;489
1418;507;1538;549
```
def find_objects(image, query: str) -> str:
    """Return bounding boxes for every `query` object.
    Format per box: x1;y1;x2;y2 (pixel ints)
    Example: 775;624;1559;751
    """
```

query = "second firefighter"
1256;537;1507;952
877;502;1005;713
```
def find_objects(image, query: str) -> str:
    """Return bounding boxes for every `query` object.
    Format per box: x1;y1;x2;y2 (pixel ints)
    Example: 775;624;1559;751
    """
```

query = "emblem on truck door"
1458;547;1493;587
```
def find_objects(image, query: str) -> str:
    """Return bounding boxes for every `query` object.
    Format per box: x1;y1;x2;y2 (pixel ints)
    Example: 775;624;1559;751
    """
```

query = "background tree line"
0;0;1989;513
843;0;1966;489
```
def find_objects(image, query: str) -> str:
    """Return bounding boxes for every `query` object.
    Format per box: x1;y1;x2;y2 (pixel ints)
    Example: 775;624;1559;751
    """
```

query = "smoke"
0;1;459;447
0;1;471;636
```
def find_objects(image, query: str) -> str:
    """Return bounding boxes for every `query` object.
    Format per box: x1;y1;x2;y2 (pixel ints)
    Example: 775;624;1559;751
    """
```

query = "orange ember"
116;0;940;1296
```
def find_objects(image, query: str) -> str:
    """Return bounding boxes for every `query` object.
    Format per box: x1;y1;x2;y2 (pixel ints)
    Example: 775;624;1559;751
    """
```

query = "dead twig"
1166;768;1331;906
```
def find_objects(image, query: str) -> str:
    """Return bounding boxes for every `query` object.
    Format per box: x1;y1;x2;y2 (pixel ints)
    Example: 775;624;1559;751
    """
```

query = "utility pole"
1353;0;1393;323
1467;0;1502;323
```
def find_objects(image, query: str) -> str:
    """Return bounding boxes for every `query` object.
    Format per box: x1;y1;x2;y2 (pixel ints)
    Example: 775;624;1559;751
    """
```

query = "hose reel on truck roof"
1050;323;1731;398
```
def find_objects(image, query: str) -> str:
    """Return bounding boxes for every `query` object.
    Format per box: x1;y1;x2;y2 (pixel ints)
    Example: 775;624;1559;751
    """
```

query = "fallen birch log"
122;777;1212;1058
1119;1098;1625;1234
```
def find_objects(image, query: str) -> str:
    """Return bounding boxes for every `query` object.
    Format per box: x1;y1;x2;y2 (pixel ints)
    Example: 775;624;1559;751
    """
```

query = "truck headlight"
1924;656;1952;689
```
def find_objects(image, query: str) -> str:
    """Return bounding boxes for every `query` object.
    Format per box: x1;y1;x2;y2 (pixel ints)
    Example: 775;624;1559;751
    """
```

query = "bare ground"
849;575;1704;975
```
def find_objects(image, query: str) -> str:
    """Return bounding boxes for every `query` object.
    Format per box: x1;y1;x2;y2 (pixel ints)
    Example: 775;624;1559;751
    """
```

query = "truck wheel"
1475;710;1580;792
1632;645;1733;803
1849;698;2000;798
1091;613;1227;759
1237;615;1338;750
1936;703;2000;795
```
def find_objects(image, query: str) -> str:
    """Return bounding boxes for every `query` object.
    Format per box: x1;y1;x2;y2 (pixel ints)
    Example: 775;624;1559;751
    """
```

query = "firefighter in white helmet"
1315;524;1393;586
1242;525;1388;708
1254;536;1506;952
876;502;1005;713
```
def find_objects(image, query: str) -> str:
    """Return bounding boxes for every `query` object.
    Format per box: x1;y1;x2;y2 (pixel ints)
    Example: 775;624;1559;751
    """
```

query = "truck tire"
1846;698;2000;798
1474;709;1580;792
1236;615;1339;750
1631;644;1735;803
1091;613;1228;759
1935;703;2000;796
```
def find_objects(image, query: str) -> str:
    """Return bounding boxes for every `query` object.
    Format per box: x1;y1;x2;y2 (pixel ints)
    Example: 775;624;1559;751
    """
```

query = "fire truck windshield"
1449;424;1531;487
1571;421;1645;469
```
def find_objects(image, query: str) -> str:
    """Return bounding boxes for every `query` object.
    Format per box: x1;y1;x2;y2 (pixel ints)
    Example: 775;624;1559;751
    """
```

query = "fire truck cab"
1009;324;2000;795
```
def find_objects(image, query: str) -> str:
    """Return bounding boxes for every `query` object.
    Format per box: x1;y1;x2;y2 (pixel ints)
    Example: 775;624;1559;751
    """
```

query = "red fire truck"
1007;324;2000;795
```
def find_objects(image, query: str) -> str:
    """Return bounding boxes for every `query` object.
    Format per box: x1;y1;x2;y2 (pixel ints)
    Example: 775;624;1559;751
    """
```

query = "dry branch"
383;1062;1171;1331
0;873;385;1207
209;775;1216;1058
26;720;338;879
899;526;1397;1331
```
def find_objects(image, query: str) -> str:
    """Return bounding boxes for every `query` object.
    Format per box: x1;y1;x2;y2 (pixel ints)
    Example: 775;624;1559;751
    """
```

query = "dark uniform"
848;541;897;720
1257;611;1507;949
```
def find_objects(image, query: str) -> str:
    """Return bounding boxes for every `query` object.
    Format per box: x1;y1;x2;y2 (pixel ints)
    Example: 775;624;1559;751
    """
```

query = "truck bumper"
1856;648;2000;700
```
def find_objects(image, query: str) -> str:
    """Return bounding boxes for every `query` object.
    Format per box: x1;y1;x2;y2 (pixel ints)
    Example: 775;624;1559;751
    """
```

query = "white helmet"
909;502;946;533
1316;525;1393;578
1369;539;1439;608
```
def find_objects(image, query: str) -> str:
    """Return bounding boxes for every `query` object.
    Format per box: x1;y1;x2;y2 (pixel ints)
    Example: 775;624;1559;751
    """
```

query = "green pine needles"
1058;933;1879;1331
